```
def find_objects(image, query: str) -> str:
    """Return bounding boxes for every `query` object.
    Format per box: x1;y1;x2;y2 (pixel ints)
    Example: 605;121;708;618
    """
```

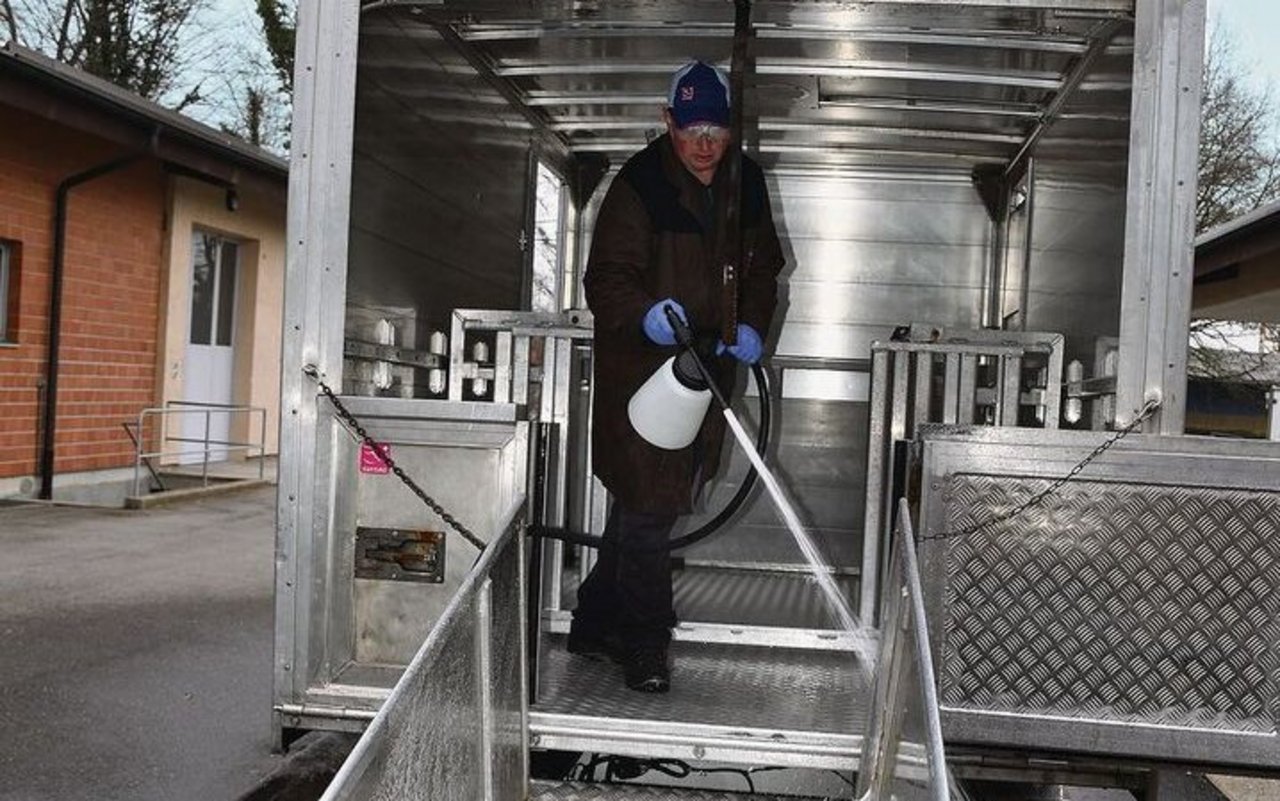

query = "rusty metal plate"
354;526;446;583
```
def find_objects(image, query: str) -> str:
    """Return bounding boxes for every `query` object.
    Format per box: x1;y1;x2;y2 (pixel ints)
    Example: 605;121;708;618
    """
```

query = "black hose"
530;361;771;553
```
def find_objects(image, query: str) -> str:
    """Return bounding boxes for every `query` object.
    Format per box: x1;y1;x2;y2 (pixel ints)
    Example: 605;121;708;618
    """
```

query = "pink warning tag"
359;442;392;474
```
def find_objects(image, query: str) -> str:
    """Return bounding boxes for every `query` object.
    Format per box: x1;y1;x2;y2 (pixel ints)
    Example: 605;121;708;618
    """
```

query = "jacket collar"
655;133;719;231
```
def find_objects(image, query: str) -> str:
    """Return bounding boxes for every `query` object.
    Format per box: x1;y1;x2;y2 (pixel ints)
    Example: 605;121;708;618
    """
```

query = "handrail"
121;421;167;492
165;400;264;410
321;498;527;799
858;498;951;801
131;403;268;496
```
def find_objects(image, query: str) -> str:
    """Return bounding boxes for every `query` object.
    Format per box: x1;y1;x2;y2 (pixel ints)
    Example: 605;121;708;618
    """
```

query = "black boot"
621;645;670;693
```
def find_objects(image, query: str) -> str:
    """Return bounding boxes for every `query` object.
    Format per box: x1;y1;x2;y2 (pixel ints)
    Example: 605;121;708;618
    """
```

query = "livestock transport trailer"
272;0;1280;798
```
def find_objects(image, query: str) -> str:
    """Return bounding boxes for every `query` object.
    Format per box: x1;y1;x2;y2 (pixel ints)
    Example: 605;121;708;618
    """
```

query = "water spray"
630;305;878;672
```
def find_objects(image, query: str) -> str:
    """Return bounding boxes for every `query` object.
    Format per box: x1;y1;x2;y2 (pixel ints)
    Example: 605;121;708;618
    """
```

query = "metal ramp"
317;500;951;799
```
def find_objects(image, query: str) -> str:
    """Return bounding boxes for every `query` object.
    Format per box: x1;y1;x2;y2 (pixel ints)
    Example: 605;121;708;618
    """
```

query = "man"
570;60;785;692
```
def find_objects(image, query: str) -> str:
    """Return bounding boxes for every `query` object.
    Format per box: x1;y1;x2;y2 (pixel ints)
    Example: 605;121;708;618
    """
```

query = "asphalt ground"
0;487;306;801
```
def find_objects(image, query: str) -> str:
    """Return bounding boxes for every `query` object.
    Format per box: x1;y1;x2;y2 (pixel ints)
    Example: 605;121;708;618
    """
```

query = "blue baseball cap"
667;61;731;129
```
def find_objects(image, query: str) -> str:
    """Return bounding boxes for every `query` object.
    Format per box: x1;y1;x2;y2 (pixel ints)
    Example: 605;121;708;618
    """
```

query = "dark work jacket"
584;134;785;514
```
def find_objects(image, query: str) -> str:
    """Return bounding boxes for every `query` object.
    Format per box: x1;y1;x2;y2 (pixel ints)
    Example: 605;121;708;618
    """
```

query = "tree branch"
2;0;18;44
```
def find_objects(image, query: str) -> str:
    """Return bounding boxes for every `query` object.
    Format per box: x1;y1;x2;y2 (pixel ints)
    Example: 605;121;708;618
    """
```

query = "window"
0;240;17;344
530;163;565;313
190;232;239;347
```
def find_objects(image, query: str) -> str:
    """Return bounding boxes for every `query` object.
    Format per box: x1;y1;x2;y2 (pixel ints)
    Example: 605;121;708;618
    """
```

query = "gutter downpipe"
39;150;149;500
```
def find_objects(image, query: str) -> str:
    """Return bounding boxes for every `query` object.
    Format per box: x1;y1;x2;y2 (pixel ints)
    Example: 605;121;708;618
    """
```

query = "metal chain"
303;366;487;551
917;398;1162;544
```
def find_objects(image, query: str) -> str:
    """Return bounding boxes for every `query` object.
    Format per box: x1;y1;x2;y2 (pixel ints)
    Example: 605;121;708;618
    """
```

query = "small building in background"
1192;198;1280;440
1185;349;1280;439
0;43;288;501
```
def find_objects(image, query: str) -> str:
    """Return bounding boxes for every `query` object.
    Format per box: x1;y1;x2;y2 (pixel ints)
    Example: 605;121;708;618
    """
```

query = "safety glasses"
674;123;731;145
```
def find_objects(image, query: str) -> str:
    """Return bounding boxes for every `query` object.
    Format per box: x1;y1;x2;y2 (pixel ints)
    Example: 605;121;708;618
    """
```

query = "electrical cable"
585;755;772;794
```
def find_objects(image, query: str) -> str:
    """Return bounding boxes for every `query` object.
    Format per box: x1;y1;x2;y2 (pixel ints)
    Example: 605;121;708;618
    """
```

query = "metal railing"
131;401;268;496
858;498;952;801
320;499;527;801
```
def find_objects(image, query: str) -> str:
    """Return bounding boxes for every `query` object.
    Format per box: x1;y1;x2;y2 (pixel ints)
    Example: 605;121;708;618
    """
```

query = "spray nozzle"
657;304;731;412
663;304;694;348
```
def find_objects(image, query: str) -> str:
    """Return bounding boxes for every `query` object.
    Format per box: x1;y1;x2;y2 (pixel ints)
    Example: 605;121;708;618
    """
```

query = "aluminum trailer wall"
1001;173;1129;369
343;16;542;394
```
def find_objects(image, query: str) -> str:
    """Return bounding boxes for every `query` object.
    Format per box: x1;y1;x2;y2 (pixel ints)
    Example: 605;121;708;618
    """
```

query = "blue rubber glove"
642;299;688;346
716;324;764;364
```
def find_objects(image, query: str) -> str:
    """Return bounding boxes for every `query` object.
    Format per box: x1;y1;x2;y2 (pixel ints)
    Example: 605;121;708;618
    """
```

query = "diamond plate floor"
559;567;858;630
529;780;817;799
532;635;870;733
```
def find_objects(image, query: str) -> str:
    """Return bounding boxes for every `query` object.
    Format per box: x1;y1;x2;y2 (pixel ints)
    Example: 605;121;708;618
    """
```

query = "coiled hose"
530;361;770;553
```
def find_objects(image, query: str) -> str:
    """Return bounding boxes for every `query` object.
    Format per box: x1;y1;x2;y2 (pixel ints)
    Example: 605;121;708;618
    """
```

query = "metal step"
529;780;821;799
557;566;858;631
672;567;856;629
529;636;868;771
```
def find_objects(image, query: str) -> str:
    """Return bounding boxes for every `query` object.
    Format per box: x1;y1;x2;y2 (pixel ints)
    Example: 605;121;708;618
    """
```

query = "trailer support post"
273;0;362;736
1117;0;1206;433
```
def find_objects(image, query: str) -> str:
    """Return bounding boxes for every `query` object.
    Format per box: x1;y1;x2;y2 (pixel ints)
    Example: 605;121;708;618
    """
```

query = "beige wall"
158;175;286;458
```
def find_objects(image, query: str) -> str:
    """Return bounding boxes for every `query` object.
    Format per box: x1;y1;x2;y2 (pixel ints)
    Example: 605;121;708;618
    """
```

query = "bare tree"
223;85;267;146
9;0;208;106
209;2;292;153
220;80;290;152
1197;26;1280;234
2;0;19;43
8;0;297;151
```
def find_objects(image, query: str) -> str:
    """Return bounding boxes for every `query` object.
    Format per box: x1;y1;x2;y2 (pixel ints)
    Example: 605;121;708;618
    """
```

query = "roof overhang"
0;43;288;188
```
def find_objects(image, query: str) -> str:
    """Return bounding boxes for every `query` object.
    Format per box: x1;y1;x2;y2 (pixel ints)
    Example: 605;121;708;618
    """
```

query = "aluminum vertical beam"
1000;355;1021;425
943;353;960;424
1117;0;1205;433
494;331;513;404
859;349;891;622
274;0;361;728
958;355;978;424
913;353;932;431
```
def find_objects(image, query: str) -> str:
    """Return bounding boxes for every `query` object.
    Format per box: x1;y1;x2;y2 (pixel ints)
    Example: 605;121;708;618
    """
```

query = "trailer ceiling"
357;0;1136;175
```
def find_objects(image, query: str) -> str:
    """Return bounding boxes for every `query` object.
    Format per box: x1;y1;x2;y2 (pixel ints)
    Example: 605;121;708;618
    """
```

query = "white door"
182;232;239;463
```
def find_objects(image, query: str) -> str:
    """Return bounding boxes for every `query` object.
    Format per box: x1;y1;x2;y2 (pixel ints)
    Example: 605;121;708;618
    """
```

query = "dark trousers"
572;505;678;649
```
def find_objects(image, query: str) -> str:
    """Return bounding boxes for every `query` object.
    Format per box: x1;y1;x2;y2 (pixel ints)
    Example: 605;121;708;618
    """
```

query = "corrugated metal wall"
771;170;990;363
685;169;992;571
1020;176;1127;367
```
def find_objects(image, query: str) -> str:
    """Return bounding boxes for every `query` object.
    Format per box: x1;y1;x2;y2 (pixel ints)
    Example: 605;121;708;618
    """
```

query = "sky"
1207;0;1280;95
174;0;287;149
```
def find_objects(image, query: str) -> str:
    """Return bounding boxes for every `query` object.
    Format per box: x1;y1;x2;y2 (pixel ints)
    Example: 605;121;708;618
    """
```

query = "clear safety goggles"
674;122;731;145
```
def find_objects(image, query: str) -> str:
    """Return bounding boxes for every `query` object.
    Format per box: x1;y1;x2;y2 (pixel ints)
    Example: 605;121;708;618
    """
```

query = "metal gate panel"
916;428;1280;769
862;331;1065;621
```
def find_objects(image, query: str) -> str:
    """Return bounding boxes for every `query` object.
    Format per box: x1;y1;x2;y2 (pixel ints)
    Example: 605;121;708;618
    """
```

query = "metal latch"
355;527;446;583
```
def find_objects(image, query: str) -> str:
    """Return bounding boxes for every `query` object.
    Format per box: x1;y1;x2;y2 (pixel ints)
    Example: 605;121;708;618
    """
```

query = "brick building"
0;44;288;499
